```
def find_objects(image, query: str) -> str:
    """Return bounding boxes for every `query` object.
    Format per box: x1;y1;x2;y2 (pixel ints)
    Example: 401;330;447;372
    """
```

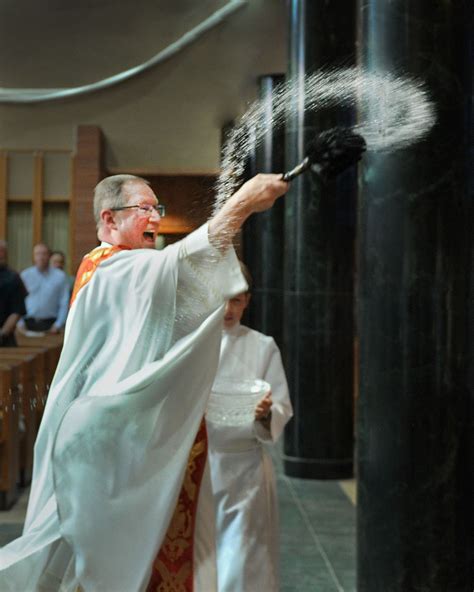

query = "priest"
0;172;288;592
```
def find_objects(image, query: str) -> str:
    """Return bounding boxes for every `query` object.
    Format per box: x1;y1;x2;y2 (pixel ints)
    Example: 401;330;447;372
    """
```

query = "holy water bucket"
206;378;270;426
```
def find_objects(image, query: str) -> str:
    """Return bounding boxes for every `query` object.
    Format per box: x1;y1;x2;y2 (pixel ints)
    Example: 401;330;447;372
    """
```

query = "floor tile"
275;455;356;591
280;544;342;591
339;479;356;505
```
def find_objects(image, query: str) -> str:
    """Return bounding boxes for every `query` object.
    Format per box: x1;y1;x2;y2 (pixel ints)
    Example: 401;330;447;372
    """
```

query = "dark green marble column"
356;1;473;590
243;74;286;349
469;44;474;583
283;0;357;479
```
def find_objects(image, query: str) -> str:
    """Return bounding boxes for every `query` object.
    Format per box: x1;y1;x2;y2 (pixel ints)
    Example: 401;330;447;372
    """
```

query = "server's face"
224;292;250;329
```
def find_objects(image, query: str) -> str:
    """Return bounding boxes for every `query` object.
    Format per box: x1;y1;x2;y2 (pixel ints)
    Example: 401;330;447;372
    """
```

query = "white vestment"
0;224;246;592
207;324;293;592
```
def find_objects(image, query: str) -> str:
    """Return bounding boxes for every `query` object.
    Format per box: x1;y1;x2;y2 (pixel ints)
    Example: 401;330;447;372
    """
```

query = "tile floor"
0;447;356;592
277;475;356;591
273;448;356;592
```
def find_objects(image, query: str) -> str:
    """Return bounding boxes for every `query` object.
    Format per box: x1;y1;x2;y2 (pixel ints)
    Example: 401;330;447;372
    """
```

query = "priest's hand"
209;174;288;249
255;391;273;421
234;174;289;215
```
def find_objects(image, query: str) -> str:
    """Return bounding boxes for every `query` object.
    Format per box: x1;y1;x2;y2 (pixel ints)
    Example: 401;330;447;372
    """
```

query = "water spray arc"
215;67;436;210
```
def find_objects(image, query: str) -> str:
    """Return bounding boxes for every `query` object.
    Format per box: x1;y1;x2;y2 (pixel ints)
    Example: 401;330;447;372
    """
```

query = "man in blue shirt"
19;243;70;333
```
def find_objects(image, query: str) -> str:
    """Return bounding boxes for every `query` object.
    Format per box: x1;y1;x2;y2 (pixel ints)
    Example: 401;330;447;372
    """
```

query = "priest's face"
114;181;162;249
224;292;250;329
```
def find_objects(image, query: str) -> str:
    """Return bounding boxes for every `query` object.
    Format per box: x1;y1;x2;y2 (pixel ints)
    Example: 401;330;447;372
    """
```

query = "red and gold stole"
146;419;208;592
72;244;209;592
70;245;129;305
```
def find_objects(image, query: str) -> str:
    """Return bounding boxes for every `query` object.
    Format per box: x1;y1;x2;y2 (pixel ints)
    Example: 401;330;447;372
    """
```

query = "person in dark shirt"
0;240;27;346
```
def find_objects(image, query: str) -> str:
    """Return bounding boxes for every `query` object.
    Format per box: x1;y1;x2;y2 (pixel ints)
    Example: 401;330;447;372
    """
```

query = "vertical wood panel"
0;153;7;239
32;152;44;245
7;203;33;271
42;203;69;256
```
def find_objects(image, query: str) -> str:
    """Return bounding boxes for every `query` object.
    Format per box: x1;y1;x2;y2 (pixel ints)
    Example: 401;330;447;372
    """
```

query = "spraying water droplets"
214;68;436;212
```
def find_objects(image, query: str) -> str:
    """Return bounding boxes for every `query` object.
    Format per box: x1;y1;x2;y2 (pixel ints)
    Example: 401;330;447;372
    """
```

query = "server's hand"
255;391;273;421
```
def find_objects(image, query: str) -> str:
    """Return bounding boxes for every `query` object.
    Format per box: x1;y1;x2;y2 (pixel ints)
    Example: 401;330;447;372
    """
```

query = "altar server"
208;264;293;592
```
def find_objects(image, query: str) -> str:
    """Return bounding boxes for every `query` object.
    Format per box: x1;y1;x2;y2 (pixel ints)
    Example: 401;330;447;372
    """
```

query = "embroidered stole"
70;245;128;305
71;244;208;592
146;419;208;592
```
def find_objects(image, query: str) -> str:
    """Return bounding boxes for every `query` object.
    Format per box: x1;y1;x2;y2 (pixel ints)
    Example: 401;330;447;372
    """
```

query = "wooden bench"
0;353;38;486
0;362;21;509
15;331;63;350
16;336;63;389
1;347;49;431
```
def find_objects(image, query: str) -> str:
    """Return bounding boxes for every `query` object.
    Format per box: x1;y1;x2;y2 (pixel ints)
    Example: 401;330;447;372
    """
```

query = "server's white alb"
208;323;293;592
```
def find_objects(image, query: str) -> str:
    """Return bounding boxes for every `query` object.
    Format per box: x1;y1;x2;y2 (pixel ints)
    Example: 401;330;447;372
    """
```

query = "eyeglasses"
110;203;166;217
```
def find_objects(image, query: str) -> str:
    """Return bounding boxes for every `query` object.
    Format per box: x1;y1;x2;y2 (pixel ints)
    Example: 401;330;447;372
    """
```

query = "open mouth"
143;231;155;241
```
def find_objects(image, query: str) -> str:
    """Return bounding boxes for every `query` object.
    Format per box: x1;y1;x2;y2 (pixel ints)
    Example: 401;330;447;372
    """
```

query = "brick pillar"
70;126;105;273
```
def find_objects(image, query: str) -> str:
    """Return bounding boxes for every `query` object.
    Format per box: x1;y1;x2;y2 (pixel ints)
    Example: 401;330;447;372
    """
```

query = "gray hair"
93;174;150;228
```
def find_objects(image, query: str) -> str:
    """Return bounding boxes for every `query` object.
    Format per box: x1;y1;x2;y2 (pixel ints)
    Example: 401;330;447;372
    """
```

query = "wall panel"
7;202;32;272
42;203;70;261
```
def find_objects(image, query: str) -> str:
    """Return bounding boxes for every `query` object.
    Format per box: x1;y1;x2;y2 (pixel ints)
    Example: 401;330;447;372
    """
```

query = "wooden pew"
0;354;38;485
0;362;20;509
15;333;63;391
1;347;49;431
15;332;63;350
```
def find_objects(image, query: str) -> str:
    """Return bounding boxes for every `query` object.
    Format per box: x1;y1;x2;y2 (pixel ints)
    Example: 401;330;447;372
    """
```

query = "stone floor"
0;447;356;592
273;447;356;592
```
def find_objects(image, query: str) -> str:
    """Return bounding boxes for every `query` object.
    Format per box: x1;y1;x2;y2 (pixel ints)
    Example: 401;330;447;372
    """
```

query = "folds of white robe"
0;224;247;592
207;324;293;592
193;462;217;592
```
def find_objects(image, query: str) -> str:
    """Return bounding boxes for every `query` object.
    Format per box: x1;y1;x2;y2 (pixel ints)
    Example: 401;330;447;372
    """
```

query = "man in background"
50;249;75;293
18;242;70;334
0;240;27;346
49;250;66;271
